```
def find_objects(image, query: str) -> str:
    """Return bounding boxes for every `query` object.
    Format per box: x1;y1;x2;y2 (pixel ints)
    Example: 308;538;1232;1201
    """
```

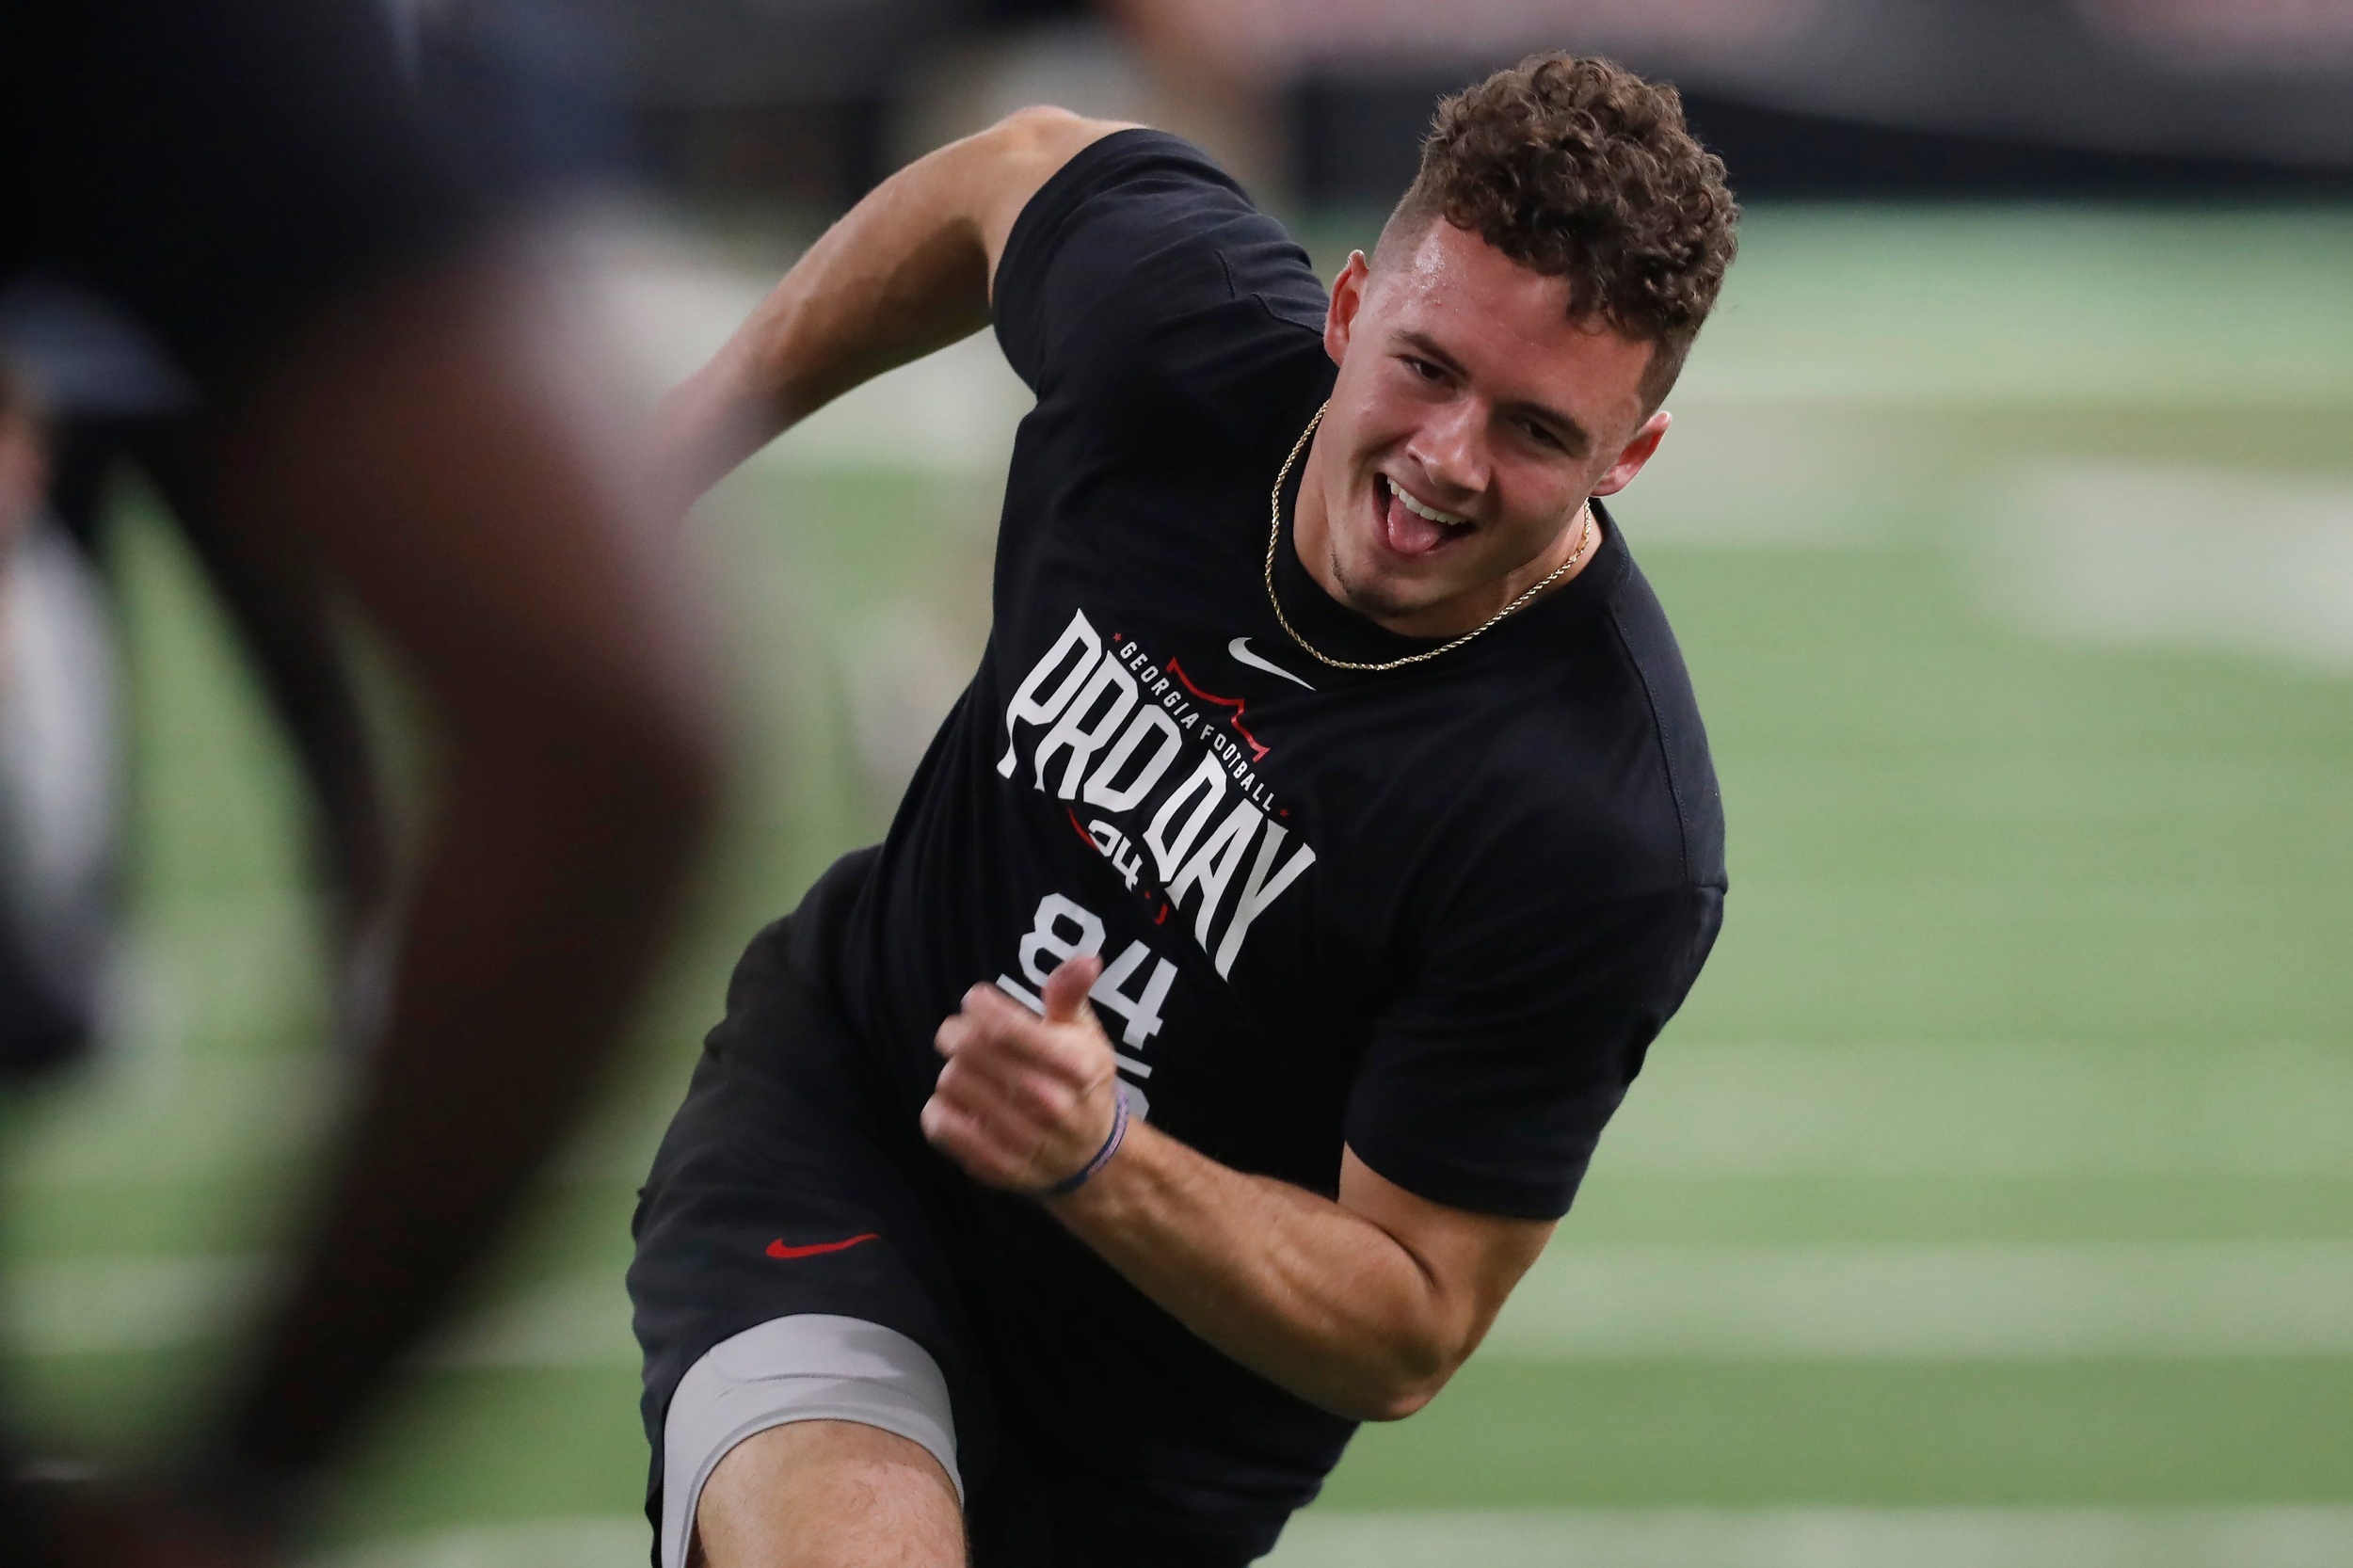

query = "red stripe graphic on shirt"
1163;658;1270;762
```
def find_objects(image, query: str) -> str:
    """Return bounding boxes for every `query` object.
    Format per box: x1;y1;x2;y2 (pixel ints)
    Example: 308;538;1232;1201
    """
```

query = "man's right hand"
922;956;1122;1194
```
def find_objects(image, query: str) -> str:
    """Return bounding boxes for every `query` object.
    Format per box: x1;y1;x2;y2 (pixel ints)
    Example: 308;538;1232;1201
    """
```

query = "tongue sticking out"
1381;476;1454;556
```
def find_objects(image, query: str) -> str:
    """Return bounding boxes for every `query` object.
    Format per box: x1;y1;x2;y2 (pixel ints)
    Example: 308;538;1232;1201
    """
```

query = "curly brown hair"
1375;54;1739;408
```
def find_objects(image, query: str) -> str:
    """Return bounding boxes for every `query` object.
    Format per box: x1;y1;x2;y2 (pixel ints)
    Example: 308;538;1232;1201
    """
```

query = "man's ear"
1591;410;1672;497
1324;251;1370;367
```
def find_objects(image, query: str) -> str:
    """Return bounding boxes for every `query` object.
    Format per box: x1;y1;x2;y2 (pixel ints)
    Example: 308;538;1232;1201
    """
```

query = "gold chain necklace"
1264;401;1594;674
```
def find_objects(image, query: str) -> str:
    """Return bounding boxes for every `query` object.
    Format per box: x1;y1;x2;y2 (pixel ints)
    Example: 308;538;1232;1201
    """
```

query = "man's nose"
1408;402;1489;497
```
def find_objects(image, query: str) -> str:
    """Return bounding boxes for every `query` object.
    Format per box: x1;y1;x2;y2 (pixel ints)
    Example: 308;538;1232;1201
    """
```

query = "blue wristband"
1041;1086;1128;1199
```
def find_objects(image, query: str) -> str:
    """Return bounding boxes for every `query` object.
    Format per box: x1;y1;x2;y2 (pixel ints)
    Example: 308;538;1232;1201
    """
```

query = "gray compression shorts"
659;1313;963;1568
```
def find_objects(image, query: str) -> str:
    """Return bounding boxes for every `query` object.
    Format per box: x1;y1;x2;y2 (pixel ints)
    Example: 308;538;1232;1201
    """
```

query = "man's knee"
695;1418;966;1568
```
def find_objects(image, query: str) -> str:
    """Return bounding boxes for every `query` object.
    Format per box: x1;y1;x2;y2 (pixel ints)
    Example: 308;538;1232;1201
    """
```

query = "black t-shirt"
3;0;480;396
821;131;1725;1529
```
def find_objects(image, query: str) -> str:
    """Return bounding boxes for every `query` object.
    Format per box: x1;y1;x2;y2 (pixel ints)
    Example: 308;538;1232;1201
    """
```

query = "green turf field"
5;206;2351;1565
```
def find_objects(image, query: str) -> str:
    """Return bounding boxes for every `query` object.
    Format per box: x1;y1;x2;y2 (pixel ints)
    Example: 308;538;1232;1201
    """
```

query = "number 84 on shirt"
996;892;1172;1118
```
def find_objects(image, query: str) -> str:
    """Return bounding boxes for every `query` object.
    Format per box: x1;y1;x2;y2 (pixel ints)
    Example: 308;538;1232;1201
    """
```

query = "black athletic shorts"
627;863;1275;1568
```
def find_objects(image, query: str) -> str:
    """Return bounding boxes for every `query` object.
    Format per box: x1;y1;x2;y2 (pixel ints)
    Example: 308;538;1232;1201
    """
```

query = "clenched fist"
922;954;1123;1194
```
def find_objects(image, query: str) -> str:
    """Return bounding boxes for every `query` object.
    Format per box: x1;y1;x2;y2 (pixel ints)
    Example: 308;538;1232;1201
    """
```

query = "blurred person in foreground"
22;298;399;1052
640;53;1734;1568
0;362;120;1082
1;1;721;1561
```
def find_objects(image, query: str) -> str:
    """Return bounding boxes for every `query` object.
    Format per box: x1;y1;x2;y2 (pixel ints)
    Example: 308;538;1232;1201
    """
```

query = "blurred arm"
197;248;721;1522
652;106;1131;506
135;418;397;995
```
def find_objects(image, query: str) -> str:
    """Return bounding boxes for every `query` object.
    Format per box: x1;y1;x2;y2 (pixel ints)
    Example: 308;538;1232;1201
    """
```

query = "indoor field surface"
6;205;2351;1567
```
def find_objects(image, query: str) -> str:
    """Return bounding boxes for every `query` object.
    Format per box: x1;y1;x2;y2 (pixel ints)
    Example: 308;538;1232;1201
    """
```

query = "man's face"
1304;219;1671;638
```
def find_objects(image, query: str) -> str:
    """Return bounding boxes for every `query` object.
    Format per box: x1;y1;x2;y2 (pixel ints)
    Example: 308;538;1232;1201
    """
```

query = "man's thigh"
696;1419;964;1568
631;908;998;1566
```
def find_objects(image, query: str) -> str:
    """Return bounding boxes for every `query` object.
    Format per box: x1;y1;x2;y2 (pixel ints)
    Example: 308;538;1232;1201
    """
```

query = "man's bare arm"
654;106;1134;505
923;961;1553;1421
1062;1130;1547;1420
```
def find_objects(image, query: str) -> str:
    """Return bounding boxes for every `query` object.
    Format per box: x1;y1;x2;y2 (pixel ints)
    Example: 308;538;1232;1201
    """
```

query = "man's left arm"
921;960;1554;1422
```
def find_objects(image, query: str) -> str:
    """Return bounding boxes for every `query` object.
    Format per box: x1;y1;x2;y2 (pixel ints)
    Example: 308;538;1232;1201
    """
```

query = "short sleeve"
991;129;1326;397
1343;877;1723;1221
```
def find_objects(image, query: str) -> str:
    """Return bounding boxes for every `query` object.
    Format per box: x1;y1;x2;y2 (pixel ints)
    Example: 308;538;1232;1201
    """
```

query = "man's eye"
1523;421;1561;449
1403;357;1444;381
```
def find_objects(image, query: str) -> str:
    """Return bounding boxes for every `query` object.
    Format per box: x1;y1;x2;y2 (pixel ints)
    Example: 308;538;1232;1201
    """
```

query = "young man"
634;53;1735;1568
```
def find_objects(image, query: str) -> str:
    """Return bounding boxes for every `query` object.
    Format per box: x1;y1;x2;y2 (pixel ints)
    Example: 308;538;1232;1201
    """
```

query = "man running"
634;52;1734;1568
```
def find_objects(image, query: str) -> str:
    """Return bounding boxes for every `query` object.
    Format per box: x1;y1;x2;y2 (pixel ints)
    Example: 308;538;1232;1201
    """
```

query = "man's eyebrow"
1394;329;1468;380
1392;329;1593;456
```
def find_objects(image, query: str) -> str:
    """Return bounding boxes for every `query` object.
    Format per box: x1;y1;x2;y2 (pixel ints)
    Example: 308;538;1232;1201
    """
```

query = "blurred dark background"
405;0;2353;211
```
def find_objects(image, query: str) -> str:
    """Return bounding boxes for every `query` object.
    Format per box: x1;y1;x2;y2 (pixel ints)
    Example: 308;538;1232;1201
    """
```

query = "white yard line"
18;1035;2348;1192
1262;1506;2353;1568
1;1254;267;1355
425;1273;639;1369
1490;1240;2353;1361
16;1033;2353;1362
1999;462;2353;673
1;1257;637;1365
1603;1041;2353;1176
306;1507;2353;1568
4;1056;330;1191
34;1239;2353;1365
314;1517;648;1568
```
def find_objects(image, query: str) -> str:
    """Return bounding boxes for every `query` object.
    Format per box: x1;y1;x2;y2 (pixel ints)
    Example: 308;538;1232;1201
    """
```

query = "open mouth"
1375;473;1475;558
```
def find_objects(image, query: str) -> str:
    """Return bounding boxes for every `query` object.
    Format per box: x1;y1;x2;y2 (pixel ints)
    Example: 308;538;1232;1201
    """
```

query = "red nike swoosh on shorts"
765;1233;880;1260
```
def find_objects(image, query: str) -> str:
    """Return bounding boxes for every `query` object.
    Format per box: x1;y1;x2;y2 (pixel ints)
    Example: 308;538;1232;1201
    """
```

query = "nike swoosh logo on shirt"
1228;637;1314;690
766;1233;879;1260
